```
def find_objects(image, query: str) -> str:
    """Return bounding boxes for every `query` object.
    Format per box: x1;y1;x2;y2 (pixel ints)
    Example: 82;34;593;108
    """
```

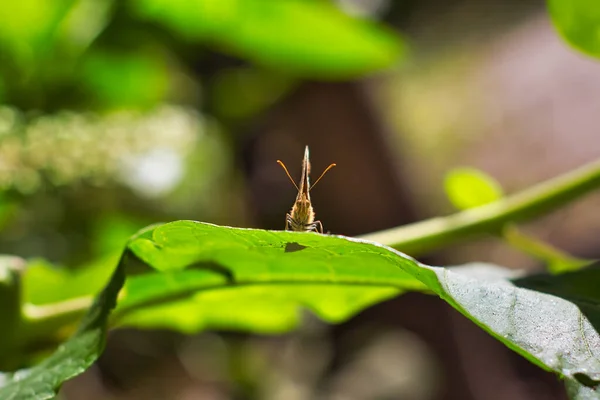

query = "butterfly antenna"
310;163;336;190
277;160;299;191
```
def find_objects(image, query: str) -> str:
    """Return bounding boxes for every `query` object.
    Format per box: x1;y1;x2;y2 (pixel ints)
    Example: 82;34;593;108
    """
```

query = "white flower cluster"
0;105;201;194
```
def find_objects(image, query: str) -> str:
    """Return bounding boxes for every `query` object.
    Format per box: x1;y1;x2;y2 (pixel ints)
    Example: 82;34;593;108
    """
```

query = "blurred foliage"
23;257;113;305
549;0;600;58
132;0;405;79
0;0;403;268
444;167;504;210
80;49;171;109
3;0;600;398
0;0;114;108
0;0;404;109
210;67;295;120
0;105;199;193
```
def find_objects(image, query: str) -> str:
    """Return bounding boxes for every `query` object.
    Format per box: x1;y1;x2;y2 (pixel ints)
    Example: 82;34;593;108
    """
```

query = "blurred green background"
2;0;600;399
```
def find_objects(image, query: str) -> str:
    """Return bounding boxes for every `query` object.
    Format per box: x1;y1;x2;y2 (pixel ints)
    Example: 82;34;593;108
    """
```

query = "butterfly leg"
315;220;324;234
285;213;292;231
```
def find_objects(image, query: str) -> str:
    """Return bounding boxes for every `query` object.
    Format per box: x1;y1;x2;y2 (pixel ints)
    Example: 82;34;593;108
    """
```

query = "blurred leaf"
211;68;295;119
24;213;140;307
132;0;405;78
0;253;124;399
548;0;600;58
80;49;170;108
0;194;18;231
23;256;116;305
56;0;114;56
0;0;74;58
444;167;504;210
92;214;148;256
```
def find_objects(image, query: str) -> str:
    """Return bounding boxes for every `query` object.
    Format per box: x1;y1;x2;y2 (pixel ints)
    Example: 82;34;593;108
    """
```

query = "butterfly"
277;146;336;233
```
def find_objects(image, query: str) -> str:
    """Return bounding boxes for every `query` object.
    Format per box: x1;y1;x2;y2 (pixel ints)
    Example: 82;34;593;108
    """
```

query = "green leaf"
548;0;600;58
131;0;405;78
23;256;114;305
7;221;600;397
444;167;504;210
118;221;600;394
113;221;426;333
0;254;125;399
0;0;73;58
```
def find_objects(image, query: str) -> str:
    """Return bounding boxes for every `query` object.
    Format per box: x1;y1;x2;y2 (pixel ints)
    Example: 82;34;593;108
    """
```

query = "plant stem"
359;159;600;256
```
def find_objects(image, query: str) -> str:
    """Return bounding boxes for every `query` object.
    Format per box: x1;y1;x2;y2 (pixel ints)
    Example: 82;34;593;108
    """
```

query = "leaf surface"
120;221;600;395
4;221;600;398
115;221;426;332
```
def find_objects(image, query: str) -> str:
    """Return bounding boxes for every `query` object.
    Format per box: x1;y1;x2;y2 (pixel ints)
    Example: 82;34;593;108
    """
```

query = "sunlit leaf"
114;221;426;332
0;0;73;57
444;167;504;210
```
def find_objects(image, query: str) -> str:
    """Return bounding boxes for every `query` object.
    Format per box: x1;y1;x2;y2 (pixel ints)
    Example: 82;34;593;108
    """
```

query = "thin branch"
359;159;600;256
